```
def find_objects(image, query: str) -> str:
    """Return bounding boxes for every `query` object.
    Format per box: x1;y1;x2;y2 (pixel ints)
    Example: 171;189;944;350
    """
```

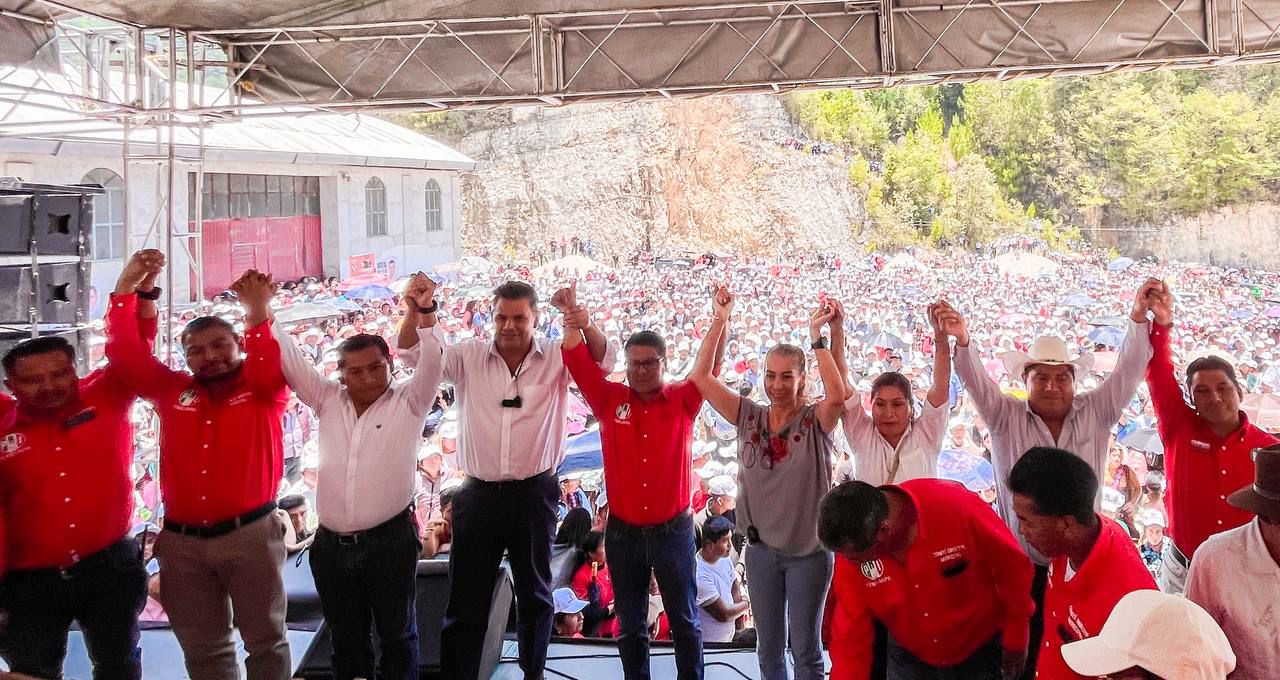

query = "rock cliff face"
1107;203;1280;269
453;95;865;258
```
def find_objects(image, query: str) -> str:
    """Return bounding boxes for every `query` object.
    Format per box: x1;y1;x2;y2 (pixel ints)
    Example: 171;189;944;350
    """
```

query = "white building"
0;94;475;315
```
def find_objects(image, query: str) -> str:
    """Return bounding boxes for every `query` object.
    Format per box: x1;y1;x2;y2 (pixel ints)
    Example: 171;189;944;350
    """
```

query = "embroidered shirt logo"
861;559;885;581
0;432;27;455
615;403;631;421
178;389;200;407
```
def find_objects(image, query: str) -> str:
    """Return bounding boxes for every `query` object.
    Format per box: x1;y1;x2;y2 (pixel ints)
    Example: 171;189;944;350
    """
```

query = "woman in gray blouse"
690;286;846;680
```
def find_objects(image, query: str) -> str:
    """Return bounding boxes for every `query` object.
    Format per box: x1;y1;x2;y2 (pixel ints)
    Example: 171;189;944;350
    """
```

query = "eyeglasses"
627;358;663;372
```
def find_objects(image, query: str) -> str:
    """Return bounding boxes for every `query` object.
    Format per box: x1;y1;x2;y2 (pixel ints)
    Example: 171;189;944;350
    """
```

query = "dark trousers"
0;537;147;680
442;471;559;680
1020;564;1049;680
310;508;422;680
886;634;1001;680
605;513;703;680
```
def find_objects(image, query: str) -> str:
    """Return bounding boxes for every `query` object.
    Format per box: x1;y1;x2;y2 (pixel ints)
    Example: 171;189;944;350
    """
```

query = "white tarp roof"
0;67;475;169
1;1;1278;111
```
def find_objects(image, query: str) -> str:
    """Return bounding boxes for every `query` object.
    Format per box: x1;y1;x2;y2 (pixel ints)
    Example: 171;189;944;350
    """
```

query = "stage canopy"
0;0;1277;116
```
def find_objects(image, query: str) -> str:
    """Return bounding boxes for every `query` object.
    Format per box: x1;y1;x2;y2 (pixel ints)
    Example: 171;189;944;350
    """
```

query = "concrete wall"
0;152;461;316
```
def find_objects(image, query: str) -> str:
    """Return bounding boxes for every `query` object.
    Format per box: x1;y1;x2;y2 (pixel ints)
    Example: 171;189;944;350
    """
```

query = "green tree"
1172;89;1275;212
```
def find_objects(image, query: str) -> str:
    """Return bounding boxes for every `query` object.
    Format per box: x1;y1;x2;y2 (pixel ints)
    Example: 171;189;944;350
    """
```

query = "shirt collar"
486;338;545;361
882;482;929;544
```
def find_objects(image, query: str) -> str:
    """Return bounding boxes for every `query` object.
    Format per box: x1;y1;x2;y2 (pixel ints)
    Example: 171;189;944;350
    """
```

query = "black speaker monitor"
0;262;88;325
0;190;94;257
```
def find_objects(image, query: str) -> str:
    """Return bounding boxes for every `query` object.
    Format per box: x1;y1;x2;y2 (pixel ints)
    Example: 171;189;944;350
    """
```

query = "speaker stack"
0;177;98;377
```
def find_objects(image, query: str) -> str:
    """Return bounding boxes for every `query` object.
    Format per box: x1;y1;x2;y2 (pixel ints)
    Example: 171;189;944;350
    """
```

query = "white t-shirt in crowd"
696;553;738;643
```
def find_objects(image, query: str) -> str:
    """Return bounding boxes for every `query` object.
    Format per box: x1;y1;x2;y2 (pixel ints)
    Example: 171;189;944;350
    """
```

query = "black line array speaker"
0;189;93;256
0;179;97;371
0;261;89;326
294;560;514;680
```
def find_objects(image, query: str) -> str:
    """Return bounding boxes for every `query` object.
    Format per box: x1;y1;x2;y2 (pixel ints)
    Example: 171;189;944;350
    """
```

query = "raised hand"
712;284;735;319
809;302;836;338
231;269;277;310
404;272;438;311
1131;277;1162;323
1148;280;1173;326
562;305;590;332
932;300;969;345
550;281;578;312
114;249;165;295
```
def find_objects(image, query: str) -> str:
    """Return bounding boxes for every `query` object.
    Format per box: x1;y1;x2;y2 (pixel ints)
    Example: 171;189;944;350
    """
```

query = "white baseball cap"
708;475;738;498
552;587;588;615
1061;590;1235;680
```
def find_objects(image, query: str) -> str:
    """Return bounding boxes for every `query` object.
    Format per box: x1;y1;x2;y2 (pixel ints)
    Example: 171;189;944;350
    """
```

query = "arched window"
82;168;125;259
425;179;443;232
365;177;387;236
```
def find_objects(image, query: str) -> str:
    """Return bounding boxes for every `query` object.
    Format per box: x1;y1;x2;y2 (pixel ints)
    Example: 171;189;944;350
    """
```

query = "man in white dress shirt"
933;280;1157;679
1186;443;1280;680
265;271;443;680
397;278;609;680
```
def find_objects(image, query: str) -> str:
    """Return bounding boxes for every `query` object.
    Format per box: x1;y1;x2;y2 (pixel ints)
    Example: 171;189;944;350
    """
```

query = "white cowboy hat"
1001;336;1094;379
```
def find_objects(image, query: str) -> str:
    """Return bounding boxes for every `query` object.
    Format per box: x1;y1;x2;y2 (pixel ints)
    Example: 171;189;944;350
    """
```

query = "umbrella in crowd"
557;428;603;476
1119;428;1164;455
1107;257;1135;272
863;331;909;350
937;449;996;492
343;284;396;300
273;302;347;324
1088;315;1129;327
1087;326;1126;348
993;251;1059;277
1061;292;1097;308
1265;306;1280;319
326;297;362;312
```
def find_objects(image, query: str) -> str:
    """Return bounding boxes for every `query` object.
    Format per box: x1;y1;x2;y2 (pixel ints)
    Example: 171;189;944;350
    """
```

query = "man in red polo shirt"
0;251;162;679
819;479;1035;680
1007;446;1156;679
107;253;291;680
557;283;714;680
1145;281;1277;593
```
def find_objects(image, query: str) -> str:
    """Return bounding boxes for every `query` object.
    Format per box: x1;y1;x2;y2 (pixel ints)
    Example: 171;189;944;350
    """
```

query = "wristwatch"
136;287;163;301
416;300;440;315
810;336;829;350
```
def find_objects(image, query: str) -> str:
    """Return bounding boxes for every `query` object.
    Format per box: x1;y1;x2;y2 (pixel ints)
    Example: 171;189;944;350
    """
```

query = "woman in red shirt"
569;531;616;637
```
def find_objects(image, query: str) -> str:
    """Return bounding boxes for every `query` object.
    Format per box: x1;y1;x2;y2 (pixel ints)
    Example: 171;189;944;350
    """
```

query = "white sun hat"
1001;335;1094;379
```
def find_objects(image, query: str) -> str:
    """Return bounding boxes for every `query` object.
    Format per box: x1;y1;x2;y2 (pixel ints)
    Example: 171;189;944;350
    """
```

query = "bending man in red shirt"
819;479;1034;680
557;282;707;679
0;250;161;680
1007;446;1156;679
1144;281;1277;593
107;253;291;680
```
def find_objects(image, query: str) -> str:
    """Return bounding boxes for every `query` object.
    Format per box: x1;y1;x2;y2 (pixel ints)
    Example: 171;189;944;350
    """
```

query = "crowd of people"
0;236;1277;680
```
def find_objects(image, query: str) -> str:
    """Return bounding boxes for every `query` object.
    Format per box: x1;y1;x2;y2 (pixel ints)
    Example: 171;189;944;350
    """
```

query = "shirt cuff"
1002;614;1031;654
108;291;138;311
243;317;274;339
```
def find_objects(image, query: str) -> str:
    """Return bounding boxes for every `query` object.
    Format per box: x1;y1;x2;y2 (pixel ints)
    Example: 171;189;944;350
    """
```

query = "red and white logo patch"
0;432;28;456
861;559;885;581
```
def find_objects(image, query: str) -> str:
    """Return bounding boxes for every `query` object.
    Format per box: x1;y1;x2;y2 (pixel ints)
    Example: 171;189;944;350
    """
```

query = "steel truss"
183;0;1280;113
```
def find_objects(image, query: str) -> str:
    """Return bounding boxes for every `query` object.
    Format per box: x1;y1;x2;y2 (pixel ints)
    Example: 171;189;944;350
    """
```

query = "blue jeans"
310;508;422;680
886;634;1001;680
605;512;703;680
0;537;147;680
742;543;833;680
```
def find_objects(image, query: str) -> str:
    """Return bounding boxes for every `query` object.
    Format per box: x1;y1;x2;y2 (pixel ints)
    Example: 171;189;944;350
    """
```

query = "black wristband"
416;300;439;315
136;287;162;301
810;336;829;351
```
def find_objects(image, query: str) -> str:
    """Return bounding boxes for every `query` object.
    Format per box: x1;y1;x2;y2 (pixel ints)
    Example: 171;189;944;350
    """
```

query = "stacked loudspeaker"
0;177;98;376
